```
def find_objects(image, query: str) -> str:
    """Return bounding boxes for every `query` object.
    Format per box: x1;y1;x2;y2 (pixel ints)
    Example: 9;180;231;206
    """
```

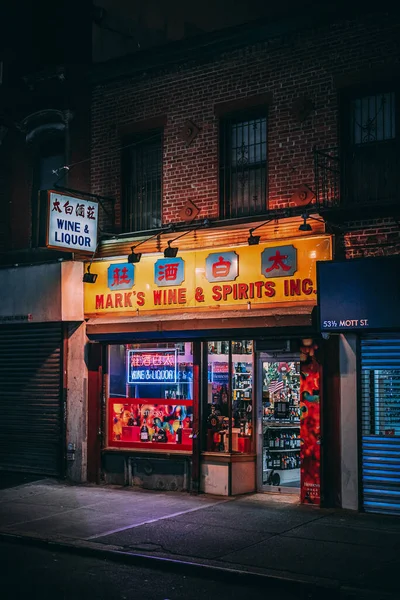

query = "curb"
0;531;396;600
0;531;339;599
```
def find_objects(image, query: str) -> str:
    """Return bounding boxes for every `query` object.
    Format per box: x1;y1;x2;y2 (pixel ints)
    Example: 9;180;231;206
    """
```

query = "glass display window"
108;342;194;450
205;340;253;453
261;360;301;490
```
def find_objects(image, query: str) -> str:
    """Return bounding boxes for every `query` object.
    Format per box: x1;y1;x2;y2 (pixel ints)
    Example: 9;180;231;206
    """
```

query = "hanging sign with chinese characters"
40;190;98;254
127;349;177;384
84;234;332;314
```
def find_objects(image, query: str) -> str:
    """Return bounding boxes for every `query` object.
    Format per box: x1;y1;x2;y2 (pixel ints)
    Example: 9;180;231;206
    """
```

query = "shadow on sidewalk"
0;471;46;490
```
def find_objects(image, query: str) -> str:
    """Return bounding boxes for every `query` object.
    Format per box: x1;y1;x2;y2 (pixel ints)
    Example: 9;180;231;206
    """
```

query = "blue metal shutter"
361;337;400;515
0;324;63;476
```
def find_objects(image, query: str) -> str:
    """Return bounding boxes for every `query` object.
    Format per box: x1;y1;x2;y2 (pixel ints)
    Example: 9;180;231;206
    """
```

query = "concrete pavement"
0;478;398;599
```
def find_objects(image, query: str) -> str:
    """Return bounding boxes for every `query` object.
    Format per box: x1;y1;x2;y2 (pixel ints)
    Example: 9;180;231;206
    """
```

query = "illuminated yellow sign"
84;235;332;315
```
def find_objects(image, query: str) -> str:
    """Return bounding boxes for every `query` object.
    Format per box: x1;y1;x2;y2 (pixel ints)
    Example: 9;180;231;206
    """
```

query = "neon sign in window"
127;349;177;384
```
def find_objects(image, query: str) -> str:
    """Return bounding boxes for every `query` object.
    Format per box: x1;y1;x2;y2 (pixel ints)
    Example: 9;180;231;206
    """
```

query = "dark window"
342;88;399;205
32;136;65;246
351;92;395;145
122;130;162;232
219;111;267;219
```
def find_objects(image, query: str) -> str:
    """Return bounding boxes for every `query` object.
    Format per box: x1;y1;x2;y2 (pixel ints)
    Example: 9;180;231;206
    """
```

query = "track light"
247;219;274;245
162;219;210;257
248;230;260;245
299;214;312;231
127;246;142;263
126;228;169;263
299;213;327;232
83;265;98;283
164;241;179;258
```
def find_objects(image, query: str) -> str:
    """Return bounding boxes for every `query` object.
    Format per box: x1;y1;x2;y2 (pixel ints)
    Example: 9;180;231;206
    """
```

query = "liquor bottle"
220;385;228;404
269;435;274;448
140;420;149;442
275;435;280;448
176;424;182;444
280;434;285;449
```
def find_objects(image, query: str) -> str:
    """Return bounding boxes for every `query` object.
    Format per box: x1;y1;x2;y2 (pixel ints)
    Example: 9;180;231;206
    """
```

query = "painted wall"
0;261;84;322
339;334;359;510
66;322;89;482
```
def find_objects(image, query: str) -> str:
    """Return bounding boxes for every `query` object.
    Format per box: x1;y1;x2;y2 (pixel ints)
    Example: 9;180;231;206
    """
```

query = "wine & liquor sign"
127;349;178;384
39;190;99;254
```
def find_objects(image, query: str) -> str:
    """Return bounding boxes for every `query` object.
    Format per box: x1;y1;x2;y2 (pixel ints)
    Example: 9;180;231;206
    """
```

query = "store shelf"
265;448;300;453
263;423;300;428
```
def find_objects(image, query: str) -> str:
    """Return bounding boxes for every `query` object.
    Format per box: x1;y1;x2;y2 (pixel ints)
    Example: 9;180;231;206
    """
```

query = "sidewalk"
0;479;398;599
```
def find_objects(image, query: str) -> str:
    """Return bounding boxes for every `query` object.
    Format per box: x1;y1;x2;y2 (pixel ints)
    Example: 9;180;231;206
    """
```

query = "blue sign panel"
261;245;297;278
154;258;185;287
107;263;135;290
205;252;239;282
318;256;400;331
127;349;177;384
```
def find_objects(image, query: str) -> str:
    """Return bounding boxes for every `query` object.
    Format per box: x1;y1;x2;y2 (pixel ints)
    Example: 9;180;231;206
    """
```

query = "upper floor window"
342;87;398;205
351;92;396;145
122;130;162;232
32;136;65;246
219;110;267;220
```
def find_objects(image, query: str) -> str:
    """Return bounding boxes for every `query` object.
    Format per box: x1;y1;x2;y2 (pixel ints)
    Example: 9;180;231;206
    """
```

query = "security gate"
361;337;400;515
0;324;64;476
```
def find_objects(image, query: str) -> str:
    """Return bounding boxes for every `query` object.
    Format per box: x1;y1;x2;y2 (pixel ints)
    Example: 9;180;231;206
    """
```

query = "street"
0;541;301;600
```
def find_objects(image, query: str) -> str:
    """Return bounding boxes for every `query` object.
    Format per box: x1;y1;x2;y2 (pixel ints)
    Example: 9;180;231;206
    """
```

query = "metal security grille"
122;130;162;232
361;337;400;515
220;112;267;219
351;92;396;145
0;324;63;476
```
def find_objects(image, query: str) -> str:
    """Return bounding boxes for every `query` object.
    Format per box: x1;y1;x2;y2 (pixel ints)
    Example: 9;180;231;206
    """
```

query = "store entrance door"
259;355;301;495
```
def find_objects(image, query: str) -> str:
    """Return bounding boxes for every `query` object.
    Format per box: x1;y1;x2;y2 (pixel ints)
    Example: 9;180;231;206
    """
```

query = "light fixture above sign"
39;190;99;254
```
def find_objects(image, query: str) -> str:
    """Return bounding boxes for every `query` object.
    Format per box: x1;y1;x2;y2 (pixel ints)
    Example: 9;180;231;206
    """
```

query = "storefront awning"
86;305;316;341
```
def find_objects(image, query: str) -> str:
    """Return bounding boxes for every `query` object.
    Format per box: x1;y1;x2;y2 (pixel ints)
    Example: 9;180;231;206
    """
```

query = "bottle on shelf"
140;420;149;442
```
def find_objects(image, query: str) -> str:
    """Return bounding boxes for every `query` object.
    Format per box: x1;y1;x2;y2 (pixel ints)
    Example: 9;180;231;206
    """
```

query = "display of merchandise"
232;362;253;429
206;341;254;452
262;361;301;487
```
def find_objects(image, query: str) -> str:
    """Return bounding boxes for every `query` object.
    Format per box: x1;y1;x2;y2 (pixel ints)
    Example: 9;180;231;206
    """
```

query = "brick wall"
342;219;400;259
91;10;400;249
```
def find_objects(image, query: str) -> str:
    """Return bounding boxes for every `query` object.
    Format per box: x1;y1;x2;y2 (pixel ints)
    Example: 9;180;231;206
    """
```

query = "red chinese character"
163;354;175;367
52;200;62;213
265;250;291;273
111;267;131;286
76;203;85;218
152;354;163;367
212;256;231;278
63;200;74;215
157;263;179;282
87;206;96;220
142;354;152;367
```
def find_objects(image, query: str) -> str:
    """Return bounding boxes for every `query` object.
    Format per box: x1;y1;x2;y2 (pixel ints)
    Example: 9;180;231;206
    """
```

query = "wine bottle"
140;420;149;442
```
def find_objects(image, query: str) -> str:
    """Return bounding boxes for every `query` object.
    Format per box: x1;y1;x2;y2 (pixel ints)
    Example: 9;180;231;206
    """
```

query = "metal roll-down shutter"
361;337;400;515
0;324;63;476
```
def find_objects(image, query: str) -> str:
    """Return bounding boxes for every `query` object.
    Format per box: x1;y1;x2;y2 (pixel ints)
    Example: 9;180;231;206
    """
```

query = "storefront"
0;261;85;479
85;226;332;504
318;255;400;515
